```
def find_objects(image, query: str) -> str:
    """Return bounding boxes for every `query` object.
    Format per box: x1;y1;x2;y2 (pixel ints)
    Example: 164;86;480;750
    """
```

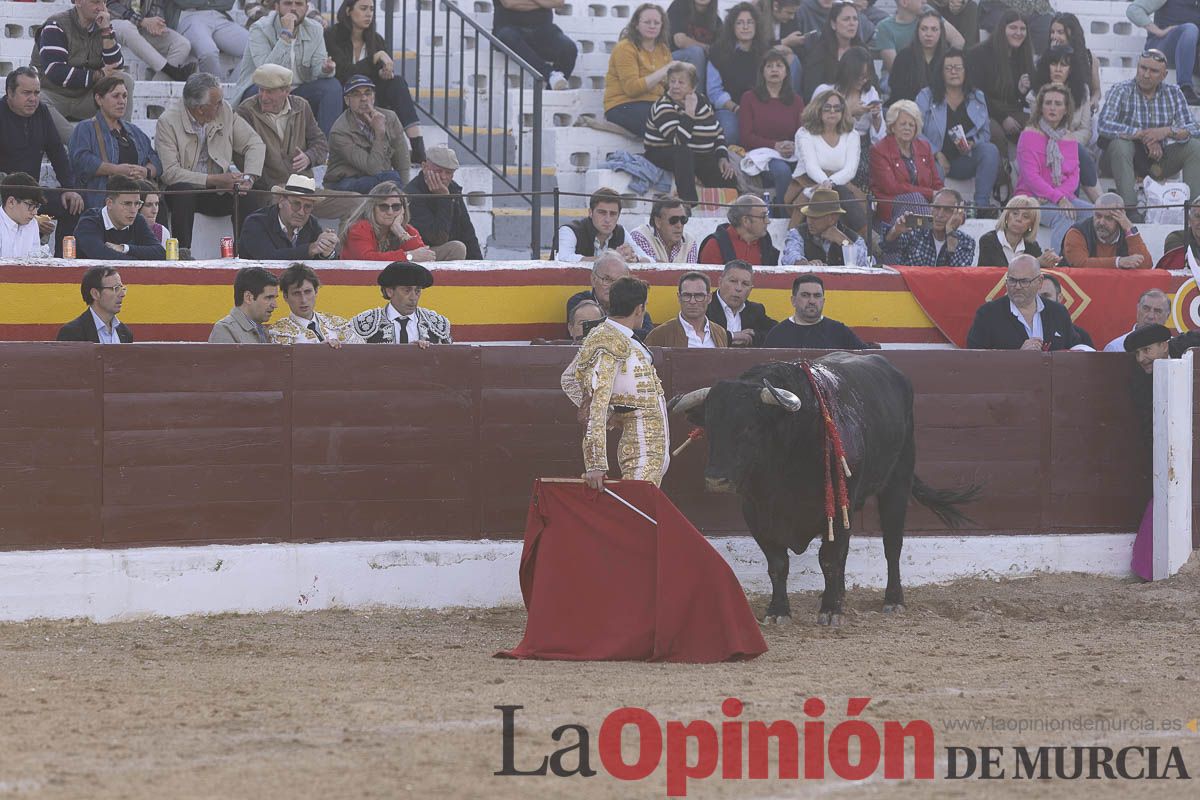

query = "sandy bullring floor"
0;565;1197;799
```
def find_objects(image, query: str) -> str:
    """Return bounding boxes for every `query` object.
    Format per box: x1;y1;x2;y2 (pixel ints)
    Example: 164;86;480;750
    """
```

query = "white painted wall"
1152;350;1194;580
0;534;1135;623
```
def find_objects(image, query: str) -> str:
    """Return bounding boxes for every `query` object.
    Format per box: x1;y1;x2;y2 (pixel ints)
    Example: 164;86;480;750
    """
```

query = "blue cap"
343;74;376;95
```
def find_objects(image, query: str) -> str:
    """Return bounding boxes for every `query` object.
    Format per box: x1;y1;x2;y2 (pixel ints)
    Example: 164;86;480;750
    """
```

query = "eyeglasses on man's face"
1006;274;1042;289
679;292;708;303
666;215;689;226
113;199;143;209
99;283;126;293
19;199;40;212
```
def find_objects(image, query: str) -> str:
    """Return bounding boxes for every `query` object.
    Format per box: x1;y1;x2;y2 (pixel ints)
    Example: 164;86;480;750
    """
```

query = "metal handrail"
384;0;544;259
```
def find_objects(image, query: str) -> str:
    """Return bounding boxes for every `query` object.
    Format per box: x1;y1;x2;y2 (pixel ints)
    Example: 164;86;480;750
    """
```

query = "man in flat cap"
238;173;339;260
326;75;412;194
352;261;452;346
405;144;483;261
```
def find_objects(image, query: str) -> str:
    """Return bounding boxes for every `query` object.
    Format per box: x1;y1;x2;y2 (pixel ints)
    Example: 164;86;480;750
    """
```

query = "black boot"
163;62;197;82
409;135;427;165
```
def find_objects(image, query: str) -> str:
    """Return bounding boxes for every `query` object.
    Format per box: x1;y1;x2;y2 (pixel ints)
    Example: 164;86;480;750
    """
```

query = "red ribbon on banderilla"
671;425;706;457
799;362;852;542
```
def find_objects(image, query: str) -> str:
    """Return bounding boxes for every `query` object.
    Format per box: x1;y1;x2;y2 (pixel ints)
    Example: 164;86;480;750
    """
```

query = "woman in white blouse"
784;87;866;232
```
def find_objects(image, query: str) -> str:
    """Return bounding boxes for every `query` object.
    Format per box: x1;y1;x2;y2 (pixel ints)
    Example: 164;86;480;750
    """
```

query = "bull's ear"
668;387;710;415
760;380;802;412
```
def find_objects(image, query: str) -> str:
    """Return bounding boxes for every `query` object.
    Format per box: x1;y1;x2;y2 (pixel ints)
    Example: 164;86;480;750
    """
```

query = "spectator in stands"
881;187;975;266
1030;45;1099;202
764;273;867;348
1104;289;1172;352
752;0;805;93
979;1;1052;57
1128;1;1200;105
57;265;132;343
325;75;410;194
797;0;877;50
32;0;137;144
706;2;770;144
1159;195;1200;267
492;0;577;92
604;4;677;136
167;0;247;78
629;196;699;263
565;251;655;337
800;1;866;102
1015;83;1094;250
785;88;866;231
1047;13;1101;114
739;46;806;218
781;186;869;265
68;76;162;209
405;145;483;261
245;0;325;27
239;174;338;260
698;194;780;265
669;0;723;76
1061;192;1152;269
887;10;948;105
341;182;436;262
706;259;776;346
234;0;341;136
965;254;1085;351
269;262;363;345
209;266;279;343
874;0;964;74
871;99;942;224
0;173;48;259
811;46;884;159
74;175;165;259
107;0;194;82
968;9;1035;158
644;62;739;203
1098;49;1200;217
556;188;639;263
327;0;426;164
916;48;1000;215
0;68;84;255
977;194;1060;268
353;261;453;345
930;0;980;50
137;181;171;247
1038;273;1094;349
567;299;605;342
645;271;730;347
157;72;265;249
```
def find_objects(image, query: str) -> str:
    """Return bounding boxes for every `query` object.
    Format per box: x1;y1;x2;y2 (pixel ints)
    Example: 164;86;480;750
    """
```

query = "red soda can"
62;236;76;259
220;236;235;258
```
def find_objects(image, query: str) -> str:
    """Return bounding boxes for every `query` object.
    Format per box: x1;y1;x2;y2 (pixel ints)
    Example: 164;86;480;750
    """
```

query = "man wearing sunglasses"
73;175;165;260
1098;48;1200;217
0;172;48;259
629;196;699;263
965;254;1089;351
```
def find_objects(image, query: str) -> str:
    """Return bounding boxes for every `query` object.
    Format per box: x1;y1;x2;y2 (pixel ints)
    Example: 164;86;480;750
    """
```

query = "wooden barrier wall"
0;343;1189;550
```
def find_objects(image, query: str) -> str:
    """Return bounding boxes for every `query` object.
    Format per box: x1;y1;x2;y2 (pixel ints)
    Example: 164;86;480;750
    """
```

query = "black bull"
669;352;980;626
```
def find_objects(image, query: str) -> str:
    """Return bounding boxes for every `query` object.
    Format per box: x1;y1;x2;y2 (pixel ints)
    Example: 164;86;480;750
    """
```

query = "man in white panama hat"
237;173;339;259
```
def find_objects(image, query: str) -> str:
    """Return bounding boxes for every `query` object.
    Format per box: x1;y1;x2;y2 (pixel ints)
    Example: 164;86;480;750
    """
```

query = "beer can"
62;236;76;259
165;238;179;260
220;236;235;258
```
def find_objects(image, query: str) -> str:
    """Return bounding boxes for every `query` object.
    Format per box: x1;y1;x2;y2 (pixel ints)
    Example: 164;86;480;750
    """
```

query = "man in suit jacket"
965;255;1086;351
57;266;133;343
238;174;338;260
209;266;279;343
74;175;166;260
705;259;777;347
645;271;729;348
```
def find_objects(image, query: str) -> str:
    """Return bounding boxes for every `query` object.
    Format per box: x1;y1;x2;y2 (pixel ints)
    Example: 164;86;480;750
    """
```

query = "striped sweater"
643;93;729;158
35;10;123;91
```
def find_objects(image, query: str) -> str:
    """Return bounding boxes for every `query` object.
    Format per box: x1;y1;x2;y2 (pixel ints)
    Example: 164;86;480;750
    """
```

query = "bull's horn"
668;387;710;414
760;381;802;412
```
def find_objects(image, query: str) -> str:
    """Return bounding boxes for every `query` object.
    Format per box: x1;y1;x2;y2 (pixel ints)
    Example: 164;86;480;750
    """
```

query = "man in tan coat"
156;72;266;249
645;271;729;348
325;75;411;193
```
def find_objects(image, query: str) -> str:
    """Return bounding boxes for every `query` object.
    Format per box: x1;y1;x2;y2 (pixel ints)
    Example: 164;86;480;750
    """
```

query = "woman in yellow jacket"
604;3;682;136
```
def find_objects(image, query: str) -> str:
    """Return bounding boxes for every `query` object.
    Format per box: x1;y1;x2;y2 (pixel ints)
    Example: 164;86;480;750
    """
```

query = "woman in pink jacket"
1015;82;1092;251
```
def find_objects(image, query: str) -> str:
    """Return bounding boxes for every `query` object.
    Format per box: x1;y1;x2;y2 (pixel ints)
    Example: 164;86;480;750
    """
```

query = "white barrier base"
0;533;1136;623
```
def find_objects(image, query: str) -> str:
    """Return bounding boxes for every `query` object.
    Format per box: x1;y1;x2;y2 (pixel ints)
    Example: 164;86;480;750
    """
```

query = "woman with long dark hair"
738;46;806;217
800;2;863;101
706;1;769;144
887;10;948;105
1047;12;1101;112
967;8;1034;156
1031;44;1098;201
326;0;426;163
811;46;884;142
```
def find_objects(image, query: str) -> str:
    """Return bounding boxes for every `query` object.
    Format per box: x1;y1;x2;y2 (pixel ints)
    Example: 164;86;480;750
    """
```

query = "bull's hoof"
883;603;907;614
761;613;793;626
816;612;844;627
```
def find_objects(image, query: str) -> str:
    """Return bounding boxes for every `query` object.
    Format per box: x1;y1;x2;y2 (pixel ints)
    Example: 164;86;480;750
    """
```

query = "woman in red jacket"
869;99;942;225
340;182;437;262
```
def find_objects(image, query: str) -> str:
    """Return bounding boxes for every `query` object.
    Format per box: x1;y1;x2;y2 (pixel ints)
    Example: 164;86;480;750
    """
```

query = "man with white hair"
1061;193;1152;269
565;250;654;339
697;194;780;266
1104;289;1172;353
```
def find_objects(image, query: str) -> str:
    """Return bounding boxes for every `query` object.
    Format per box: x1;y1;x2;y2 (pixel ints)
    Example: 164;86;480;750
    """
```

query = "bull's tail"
910;475;982;529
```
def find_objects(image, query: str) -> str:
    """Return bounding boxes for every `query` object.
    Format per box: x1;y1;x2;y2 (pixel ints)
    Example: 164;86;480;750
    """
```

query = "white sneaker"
548;71;569;90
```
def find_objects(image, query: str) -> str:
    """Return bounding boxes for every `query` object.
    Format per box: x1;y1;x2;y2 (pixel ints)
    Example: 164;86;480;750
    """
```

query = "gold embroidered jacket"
268;312;365;345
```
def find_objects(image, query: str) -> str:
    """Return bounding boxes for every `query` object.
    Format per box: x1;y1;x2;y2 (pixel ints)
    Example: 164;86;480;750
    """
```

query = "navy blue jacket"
966;296;1083;351
238;205;325;261
74;208;165;260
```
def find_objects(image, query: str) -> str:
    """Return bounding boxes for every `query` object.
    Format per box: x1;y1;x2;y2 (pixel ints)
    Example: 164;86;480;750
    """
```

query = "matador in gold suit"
562;318;670;486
